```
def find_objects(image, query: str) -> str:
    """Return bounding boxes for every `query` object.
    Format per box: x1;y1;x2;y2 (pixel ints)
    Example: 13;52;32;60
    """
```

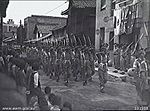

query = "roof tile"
72;0;96;8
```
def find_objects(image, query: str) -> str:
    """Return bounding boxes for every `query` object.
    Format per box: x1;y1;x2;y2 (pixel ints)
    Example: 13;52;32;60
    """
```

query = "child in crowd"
49;93;61;111
44;86;53;109
61;102;72;111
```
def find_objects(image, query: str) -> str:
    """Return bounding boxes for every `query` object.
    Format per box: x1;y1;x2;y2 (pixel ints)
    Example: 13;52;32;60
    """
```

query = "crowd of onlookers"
113;43;150;106
0;46;73;110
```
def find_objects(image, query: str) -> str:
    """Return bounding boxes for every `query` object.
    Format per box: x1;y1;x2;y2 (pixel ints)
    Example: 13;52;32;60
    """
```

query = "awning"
24;33;52;43
37;33;52;41
3;36;16;43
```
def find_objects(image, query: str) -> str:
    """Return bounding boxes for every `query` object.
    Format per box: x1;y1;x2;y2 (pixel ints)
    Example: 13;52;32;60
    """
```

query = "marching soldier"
89;48;95;81
72;47;81;81
63;47;72;86
83;48;92;86
49;48;56;79
98;52;108;93
79;47;85;81
55;47;63;82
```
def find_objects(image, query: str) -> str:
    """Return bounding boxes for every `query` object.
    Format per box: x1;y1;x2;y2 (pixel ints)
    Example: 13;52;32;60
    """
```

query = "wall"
66;8;96;46
139;0;150;48
24;15;67;41
95;0;114;51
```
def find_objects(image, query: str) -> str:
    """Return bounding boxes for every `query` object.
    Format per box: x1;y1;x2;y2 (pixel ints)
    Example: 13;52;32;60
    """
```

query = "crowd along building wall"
113;0;150;50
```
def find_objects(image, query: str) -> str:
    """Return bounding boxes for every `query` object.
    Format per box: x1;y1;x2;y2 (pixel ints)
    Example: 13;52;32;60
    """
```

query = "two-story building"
61;0;96;46
24;15;67;41
113;0;150;49
95;0;116;62
3;19;18;39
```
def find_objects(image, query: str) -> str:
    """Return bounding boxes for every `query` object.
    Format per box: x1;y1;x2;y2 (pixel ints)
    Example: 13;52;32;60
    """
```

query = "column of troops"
27;44;96;86
27;41;107;88
0;34;108;93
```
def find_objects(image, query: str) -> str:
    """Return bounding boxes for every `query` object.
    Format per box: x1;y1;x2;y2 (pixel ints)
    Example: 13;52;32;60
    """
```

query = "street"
40;68;138;110
0;0;150;110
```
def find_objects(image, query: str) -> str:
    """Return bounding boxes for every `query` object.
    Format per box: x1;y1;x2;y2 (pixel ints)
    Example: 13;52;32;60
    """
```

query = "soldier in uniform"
55;47;63;82
139;48;150;106
72;47;81;81
89;48;95;81
79;47;86;81
83;48;92;86
63;47;72;86
98;52;108;93
49;48;56;79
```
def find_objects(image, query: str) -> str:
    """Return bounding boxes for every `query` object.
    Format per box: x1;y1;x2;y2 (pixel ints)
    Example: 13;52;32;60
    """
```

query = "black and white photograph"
0;0;150;110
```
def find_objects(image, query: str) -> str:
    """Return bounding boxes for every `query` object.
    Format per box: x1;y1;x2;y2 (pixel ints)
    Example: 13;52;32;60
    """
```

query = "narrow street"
40;68;138;110
0;0;150;110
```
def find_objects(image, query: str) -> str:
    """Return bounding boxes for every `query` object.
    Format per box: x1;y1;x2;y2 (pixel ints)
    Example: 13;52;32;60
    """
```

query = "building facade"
95;0;150;60
24;15;67;41
113;0;150;49
95;0;115;51
3;19;18;39
62;0;96;46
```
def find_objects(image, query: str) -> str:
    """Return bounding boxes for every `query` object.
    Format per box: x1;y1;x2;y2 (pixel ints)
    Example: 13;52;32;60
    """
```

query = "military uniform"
72;48;81;81
63;47;72;86
55;48;63;82
98;53;108;92
49;48;56;79
83;50;92;86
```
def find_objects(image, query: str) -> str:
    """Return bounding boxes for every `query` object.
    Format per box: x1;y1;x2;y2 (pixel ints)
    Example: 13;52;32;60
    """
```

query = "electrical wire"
45;1;68;14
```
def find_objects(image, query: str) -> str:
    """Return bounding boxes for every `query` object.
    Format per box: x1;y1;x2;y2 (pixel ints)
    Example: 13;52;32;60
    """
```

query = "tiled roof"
4;32;14;38
61;0;96;15
37;25;56;33
36;18;67;33
72;0;96;8
52;24;66;31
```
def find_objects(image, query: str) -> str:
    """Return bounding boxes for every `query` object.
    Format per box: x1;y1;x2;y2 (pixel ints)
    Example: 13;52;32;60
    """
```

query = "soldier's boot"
74;76;78;82
100;85;105;93
83;80;87;86
64;80;69;86
49;73;53;79
56;76;59;82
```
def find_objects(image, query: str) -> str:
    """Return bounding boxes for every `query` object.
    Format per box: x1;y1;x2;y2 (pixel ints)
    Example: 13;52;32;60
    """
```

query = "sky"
3;0;69;25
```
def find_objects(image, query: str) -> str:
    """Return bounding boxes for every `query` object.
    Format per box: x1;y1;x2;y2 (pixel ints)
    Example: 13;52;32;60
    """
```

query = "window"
110;0;116;16
9;26;11;32
101;0;106;11
100;27;105;44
